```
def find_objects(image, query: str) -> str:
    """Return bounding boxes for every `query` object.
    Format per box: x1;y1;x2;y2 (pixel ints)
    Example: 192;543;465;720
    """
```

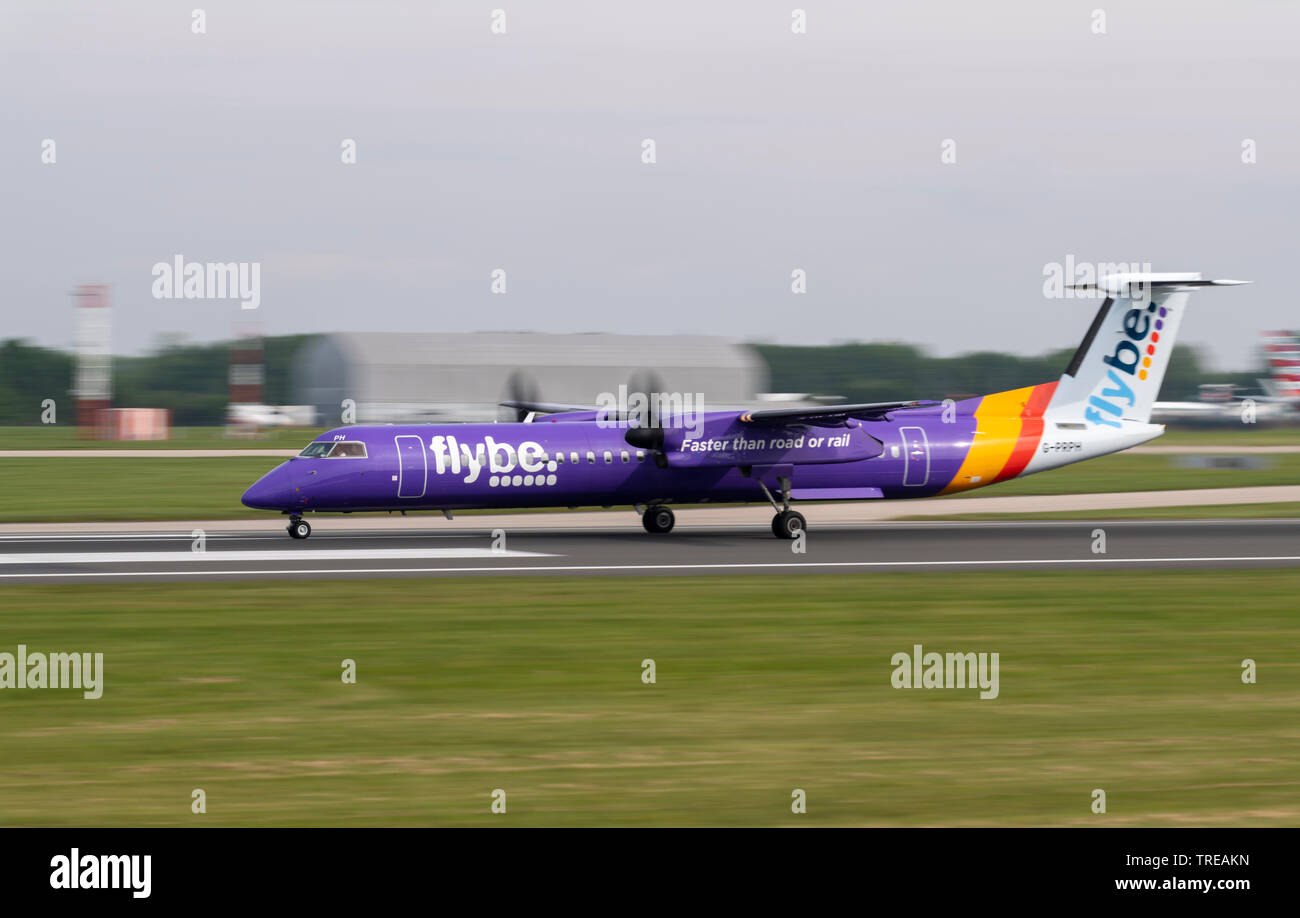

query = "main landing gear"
287;517;312;540
641;505;675;534
771;509;806;540
759;476;806;540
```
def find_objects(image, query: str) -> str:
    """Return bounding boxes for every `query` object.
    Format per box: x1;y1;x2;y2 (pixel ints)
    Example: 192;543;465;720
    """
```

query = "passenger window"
556;453;565;464
586;451;595;464
636;450;645;463
621;450;629;463
603;451;612;464
571;452;579;465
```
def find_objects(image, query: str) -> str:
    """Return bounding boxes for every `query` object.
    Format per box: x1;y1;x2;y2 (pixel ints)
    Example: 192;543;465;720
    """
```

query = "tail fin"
1043;273;1248;426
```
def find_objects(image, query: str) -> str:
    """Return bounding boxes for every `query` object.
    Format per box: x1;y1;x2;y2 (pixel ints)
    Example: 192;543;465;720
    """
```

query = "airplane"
226;403;317;428
241;272;1247;540
1149;383;1290;426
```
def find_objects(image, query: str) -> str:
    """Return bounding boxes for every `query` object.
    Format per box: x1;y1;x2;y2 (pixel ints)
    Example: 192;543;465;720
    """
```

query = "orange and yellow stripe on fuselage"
939;381;1058;494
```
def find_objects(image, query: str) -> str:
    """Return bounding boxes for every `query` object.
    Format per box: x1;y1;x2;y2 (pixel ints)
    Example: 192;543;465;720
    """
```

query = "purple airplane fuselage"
241;403;981;515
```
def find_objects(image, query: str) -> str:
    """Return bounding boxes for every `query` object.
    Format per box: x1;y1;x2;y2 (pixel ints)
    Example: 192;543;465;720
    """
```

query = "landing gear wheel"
642;506;675;534
288;519;311;540
771;510;805;540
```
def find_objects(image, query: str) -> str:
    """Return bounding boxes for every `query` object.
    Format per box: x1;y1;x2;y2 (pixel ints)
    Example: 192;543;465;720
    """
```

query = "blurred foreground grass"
0;572;1296;826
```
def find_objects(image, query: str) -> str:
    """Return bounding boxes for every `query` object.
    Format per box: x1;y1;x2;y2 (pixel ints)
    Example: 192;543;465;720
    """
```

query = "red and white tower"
229;322;265;405
1261;330;1300;400
226;321;265;433
72;284;112;436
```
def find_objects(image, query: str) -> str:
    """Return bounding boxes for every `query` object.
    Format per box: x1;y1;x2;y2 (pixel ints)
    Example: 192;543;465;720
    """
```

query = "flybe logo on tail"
1084;301;1169;428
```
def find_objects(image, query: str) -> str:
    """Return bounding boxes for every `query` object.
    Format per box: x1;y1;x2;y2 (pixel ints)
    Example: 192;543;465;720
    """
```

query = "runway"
1;519;1297;583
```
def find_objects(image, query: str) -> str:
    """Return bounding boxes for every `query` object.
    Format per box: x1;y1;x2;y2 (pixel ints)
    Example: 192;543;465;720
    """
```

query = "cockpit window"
298;441;368;458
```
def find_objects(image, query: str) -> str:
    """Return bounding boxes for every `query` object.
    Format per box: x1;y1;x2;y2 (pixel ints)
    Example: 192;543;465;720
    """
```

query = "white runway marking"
0;555;1296;579
0;548;551;566
0;532;475;543
0;533;250;542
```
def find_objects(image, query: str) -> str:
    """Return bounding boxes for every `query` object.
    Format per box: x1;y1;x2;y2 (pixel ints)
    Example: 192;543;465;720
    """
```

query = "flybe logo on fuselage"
429;435;552;484
1084;301;1167;429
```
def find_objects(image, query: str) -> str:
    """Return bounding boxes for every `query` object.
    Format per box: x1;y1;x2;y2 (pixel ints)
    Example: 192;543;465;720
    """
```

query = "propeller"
626;369;666;429
503;371;540;422
623;369;670;466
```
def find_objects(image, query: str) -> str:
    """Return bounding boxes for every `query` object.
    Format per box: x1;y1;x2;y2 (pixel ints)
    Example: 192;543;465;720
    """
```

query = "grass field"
0;450;1296;522
907;503;1300;521
0;423;318;449
1155;427;1300;446
943;452;1300;499
0;456;282;522
0;572;1296;826
0;426;317;450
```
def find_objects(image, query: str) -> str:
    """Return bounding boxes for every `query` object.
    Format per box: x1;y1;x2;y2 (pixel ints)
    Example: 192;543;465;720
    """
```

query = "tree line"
751;341;1252;406
0;335;1261;426
0;336;313;426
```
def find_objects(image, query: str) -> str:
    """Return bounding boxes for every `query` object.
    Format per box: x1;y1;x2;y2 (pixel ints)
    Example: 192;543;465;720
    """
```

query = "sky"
2;0;1298;370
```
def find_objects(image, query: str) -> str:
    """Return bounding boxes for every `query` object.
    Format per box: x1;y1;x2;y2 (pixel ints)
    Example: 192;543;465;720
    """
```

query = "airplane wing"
500;399;598;414
502;398;941;427
738;400;939;426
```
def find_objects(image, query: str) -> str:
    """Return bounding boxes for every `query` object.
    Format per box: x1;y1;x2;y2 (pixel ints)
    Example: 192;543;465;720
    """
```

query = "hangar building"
293;332;768;424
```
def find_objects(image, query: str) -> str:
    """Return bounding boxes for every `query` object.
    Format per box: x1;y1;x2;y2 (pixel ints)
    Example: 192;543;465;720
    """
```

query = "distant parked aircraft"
1150;329;1300;425
227;403;316;428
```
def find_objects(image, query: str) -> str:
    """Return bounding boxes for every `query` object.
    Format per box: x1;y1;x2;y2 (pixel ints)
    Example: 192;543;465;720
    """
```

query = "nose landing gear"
287;517;312;540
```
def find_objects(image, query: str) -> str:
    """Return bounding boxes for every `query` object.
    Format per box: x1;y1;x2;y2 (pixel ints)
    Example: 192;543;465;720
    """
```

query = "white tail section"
1045;273;1248;426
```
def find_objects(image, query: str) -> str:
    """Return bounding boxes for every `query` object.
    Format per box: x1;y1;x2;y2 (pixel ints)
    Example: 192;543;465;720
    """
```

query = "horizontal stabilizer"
1067;273;1249;296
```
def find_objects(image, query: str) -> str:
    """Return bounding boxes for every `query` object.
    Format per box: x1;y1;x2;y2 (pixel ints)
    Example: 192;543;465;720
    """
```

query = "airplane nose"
241;465;295;510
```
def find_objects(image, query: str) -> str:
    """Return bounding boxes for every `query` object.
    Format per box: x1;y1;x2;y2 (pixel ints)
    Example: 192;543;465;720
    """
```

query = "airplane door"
900;426;930;486
395;435;426;498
